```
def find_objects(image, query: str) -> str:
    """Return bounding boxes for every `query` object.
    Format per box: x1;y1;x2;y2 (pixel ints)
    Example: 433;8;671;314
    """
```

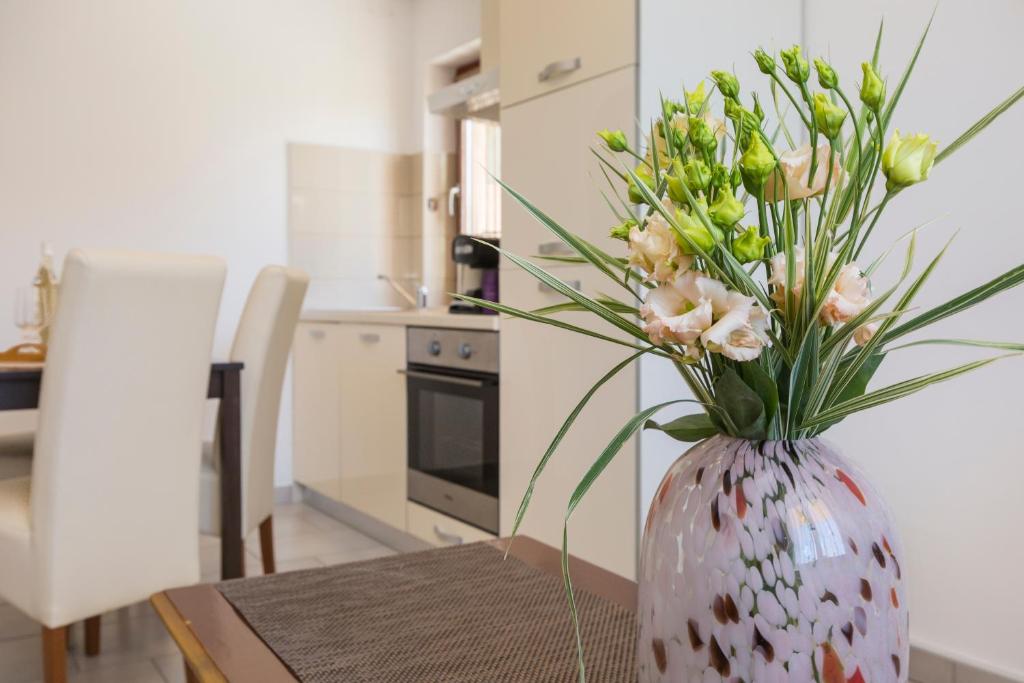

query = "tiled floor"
0;500;397;683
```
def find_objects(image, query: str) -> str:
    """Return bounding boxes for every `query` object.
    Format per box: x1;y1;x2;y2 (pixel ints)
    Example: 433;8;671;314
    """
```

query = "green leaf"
802;354;1019;429
644;413;718;442
739;362;779;424
886;338;1024;353
787;327;820;434
809;352;886;434
880;9;935;129
884;263;1024;343
715;368;767;439
935;85;1024;165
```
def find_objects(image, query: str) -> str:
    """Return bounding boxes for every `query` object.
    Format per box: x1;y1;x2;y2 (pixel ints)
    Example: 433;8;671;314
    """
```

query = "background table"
151;536;637;683
0;361;245;580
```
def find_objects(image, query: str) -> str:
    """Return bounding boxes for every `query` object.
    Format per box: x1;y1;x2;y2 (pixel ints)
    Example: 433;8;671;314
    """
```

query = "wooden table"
0;361;246;580
151;536;637;682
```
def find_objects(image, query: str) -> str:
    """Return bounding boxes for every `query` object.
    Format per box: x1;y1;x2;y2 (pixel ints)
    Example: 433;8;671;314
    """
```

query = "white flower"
639;272;713;347
854;321;879;346
700;292;770;362
768;247;806;308
764;141;842;202
820;263;870;325
627;201;692;282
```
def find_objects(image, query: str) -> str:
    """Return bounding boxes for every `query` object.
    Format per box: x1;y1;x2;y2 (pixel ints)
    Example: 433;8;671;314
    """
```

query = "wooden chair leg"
42;625;67;683
259;515;275;575
185;657;200;683
84;615;101;656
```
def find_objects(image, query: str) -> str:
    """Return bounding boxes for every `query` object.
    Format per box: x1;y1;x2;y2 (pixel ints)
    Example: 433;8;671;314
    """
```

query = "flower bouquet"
456;16;1023;683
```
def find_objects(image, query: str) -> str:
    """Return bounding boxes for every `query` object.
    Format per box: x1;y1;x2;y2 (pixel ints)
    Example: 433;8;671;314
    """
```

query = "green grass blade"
935;85;1024;165
885;338;1024;353
881;9;936;128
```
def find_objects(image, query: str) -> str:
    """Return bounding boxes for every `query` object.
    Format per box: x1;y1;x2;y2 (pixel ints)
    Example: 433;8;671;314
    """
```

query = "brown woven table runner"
217;542;636;682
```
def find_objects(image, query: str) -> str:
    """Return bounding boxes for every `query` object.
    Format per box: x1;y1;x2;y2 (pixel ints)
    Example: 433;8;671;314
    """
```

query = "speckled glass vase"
637;435;908;682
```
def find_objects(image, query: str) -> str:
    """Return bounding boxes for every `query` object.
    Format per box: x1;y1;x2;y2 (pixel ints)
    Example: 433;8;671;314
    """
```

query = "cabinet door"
499;0;635;107
336;323;407;530
500;67;636;267
500;266;638;579
406;501;496;548
293;322;344;501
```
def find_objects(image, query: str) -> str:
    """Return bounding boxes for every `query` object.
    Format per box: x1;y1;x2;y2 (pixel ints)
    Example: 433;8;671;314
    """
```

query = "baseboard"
911;644;1021;683
296;484;431;554
273;484;297;505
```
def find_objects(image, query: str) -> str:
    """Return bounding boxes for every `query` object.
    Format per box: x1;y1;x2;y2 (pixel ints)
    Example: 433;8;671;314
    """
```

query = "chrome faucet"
378;274;428;309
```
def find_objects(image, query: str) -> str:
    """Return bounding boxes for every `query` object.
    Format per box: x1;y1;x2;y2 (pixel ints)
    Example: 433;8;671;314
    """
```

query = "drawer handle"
359;333;381;343
538;280;580;294
433;524;464;545
309;329;326;340
538;57;582;83
537;241;575;256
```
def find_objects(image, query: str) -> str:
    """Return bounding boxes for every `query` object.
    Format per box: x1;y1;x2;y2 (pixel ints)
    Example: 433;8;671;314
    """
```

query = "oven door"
403;365;499;534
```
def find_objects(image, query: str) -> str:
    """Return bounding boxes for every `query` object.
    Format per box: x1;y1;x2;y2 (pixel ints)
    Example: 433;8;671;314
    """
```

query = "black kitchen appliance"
403;326;499;533
449;234;499;315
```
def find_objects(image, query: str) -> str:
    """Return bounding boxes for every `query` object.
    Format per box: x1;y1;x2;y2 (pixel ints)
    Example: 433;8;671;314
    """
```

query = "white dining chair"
0;249;225;683
198;265;308;575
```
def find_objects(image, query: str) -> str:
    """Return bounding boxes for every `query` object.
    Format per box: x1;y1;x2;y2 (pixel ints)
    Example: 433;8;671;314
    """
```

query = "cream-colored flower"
820;263;871;325
700;292;770;362
639;273;713;347
764;141;842;202
854;321;879;346
628;204;692;282
767;247;806;308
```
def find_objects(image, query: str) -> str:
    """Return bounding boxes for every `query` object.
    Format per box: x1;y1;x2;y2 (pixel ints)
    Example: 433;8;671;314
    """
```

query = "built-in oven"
403;326;499;534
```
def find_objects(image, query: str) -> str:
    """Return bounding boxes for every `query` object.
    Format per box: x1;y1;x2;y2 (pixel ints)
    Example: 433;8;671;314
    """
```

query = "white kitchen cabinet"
499;266;638;579
406;501;496;548
499;0;635;107
292;321;407;530
500;67;636;268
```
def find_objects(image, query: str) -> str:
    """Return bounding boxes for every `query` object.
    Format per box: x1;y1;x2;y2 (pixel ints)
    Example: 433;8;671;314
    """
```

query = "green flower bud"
597;129;628;152
860;62;885;112
812;93;847;139
684;82;706;114
627;165;655;204
780;45;810;84
732;226;771;264
708;186;745;227
710;163;732;190
687;117;718;156
609;218;637;241
711;70;740;100
739;133;776;193
813;57;838;90
683;159;712;192
730;165;743;190
752;94;765;123
753;48;776;75
674;204;723;255
881;130;937;192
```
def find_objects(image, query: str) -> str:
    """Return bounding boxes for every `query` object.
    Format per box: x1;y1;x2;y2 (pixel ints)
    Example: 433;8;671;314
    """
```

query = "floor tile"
0;634;74;683
72;611;180;671
0;602;40;641
62;658;164;683
245;527;383;563
318;543;398;566
152;654;187;683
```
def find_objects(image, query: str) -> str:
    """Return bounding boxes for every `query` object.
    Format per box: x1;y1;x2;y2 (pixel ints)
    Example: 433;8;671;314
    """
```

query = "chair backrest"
229;266;308;534
31;249;225;626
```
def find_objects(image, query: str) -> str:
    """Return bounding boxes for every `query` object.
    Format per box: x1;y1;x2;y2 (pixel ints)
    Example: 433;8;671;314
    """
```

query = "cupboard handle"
538;57;582;82
537;241;574;256
359;333;381;343
433;524;464;545
397;369;485;388
538;280;581;294
309;329;326;340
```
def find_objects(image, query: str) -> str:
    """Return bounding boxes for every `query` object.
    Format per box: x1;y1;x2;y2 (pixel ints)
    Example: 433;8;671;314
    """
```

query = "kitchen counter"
301;307;500;331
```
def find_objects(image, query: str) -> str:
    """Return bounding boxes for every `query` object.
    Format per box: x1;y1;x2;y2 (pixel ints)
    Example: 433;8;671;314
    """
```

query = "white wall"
638;0;1024;677
0;0;416;486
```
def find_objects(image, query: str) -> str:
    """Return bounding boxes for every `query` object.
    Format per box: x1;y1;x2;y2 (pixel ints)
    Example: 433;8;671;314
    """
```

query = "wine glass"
14;286;46;343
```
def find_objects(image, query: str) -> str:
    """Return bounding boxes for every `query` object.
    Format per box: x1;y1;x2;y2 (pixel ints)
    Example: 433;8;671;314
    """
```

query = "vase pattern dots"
637;435;908;682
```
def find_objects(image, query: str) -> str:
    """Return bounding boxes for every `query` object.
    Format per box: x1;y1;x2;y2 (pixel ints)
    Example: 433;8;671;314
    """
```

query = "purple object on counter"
480;270;499;314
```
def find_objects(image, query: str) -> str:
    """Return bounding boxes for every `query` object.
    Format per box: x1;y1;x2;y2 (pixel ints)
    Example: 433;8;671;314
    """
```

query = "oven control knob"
457;343;473;360
428;340;442;356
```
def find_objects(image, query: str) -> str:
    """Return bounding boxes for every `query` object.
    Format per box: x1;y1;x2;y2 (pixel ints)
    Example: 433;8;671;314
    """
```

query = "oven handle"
397;369;485;388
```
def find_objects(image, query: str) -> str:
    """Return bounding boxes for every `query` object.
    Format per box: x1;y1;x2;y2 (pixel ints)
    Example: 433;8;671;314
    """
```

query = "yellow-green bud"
711;70;740;100
627;165;655;204
674;205;723;255
732;226;771;264
881;130;937;192
683;159;712;193
609;218;637;241
752;94;765;122
687;117;718;156
708;186;745;227
814;57;838;90
753;48;776;75
813;93;847;139
684;82;707;114
710;163;732;190
739;133;776;193
860;62;885;112
597;129;629;153
780;45;810;84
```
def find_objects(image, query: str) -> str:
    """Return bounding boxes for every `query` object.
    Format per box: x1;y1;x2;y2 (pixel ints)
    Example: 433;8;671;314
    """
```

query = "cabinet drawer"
406;501;497;547
500;67;636;266
499;0;635;107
